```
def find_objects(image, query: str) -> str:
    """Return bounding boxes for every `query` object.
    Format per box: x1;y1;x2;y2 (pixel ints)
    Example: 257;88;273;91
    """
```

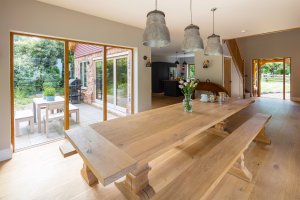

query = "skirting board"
291;97;300;102
0;146;13;162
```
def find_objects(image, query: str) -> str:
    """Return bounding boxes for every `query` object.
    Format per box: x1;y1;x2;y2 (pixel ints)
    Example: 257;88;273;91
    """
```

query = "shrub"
43;87;56;96
43;82;55;89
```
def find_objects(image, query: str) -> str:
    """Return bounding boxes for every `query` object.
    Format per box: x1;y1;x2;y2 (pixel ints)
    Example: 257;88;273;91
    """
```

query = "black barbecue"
69;78;82;104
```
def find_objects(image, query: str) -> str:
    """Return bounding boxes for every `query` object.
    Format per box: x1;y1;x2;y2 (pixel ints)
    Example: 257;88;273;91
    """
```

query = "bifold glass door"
106;47;132;116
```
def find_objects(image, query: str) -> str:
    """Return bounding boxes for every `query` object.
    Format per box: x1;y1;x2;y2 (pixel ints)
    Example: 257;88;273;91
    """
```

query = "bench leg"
254;127;271;144
81;163;98;186
229;153;252;182
115;163;155;200
15;120;20;136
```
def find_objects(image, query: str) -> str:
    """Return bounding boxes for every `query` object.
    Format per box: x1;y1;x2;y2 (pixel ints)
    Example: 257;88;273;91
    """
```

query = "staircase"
225;39;246;98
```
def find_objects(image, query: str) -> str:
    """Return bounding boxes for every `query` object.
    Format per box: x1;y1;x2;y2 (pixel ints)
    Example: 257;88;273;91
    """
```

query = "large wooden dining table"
66;98;254;199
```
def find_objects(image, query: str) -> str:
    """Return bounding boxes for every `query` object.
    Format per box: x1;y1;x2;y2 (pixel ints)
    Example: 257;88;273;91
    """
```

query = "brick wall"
74;47;132;114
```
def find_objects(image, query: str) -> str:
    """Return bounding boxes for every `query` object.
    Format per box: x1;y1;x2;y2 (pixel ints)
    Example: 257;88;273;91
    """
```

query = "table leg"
37;105;41;133
81;163;98;186
115;164;155;200
33;102;37;123
76;110;79;123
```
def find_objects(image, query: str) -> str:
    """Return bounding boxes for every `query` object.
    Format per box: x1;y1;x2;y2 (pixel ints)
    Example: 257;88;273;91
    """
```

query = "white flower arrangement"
178;78;198;96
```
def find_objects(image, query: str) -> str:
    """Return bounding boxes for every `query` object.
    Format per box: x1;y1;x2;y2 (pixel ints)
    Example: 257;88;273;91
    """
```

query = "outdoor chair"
43;101;65;137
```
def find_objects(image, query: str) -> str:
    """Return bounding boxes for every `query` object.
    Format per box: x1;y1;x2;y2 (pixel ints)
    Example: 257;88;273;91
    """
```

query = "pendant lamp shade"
204;34;223;56
182;0;204;52
143;10;171;48
205;8;223;56
182;24;204;52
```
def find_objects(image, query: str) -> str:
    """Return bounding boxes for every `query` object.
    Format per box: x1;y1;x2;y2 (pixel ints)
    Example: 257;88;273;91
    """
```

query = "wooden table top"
89;98;254;167
33;96;64;105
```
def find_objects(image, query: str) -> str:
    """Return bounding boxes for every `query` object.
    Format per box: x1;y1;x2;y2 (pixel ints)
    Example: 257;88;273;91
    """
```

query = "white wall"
194;51;223;85
0;0;151;160
231;60;243;97
152;55;176;63
223;44;243;98
237;29;300;101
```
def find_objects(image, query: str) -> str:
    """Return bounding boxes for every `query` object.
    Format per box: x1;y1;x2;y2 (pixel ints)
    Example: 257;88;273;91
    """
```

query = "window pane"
84;62;87;87
96;61;103;100
189;64;195;79
116;58;127;108
107;59;114;104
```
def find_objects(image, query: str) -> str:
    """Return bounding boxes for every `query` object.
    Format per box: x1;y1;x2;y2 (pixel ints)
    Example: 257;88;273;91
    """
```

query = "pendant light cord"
211;7;217;34
190;0;193;24
155;0;157;10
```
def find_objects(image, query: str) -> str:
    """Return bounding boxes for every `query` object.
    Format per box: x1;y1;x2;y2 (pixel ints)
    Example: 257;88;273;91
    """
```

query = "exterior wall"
0;0;151;160
237;28;300;100
74;52;102;104
74;48;133;114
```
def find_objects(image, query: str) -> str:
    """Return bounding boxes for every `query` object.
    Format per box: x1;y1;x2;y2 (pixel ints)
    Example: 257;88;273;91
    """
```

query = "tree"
14;35;65;96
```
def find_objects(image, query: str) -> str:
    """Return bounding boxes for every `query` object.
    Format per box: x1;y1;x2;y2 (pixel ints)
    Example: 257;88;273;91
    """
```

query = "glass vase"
183;94;193;112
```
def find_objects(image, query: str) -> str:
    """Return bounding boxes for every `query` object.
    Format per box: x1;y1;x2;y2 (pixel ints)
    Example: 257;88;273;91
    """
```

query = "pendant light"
175;51;179;65
182;0;204;52
182;52;187;65
204;8;223;56
143;0;171;47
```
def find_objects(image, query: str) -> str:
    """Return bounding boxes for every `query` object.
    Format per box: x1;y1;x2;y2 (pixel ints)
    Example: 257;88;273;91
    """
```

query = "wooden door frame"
10;31;135;152
251;57;291;99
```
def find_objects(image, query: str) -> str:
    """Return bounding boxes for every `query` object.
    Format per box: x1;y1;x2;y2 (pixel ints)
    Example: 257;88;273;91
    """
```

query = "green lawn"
261;76;290;94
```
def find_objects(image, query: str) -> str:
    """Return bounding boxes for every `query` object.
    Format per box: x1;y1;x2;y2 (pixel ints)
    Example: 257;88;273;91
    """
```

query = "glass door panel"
13;35;65;151
96;60;103;101
68;42;104;129
116;57;128;108
107;59;114;105
105;47;132;119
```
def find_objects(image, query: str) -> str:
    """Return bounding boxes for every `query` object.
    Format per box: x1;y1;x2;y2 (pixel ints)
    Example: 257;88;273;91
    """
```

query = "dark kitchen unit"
151;62;182;97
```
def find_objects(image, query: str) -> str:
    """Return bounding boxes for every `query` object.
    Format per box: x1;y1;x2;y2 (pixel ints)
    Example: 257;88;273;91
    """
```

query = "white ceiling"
37;0;300;56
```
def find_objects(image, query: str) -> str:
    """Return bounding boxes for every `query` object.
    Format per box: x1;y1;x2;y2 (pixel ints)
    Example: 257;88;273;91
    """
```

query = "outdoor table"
33;96;64;133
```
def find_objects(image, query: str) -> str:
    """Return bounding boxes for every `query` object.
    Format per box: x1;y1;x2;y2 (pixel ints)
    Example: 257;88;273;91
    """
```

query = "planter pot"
45;96;55;101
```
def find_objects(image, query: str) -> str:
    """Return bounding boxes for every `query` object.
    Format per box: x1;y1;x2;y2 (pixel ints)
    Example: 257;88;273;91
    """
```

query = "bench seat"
65;126;138;186
153;113;271;200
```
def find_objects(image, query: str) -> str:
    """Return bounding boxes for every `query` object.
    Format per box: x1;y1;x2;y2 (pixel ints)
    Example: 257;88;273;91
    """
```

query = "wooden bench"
152;113;271;200
69;104;80;123
15;110;34;136
65;126;137;186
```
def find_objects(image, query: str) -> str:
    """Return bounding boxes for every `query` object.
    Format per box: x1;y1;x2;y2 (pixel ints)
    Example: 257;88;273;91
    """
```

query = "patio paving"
15;103;119;151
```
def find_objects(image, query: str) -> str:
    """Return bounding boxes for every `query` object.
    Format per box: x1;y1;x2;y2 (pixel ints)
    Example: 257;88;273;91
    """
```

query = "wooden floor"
1;97;300;200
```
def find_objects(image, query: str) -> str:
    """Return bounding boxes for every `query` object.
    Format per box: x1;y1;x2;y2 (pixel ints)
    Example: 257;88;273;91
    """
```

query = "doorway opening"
252;58;291;100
